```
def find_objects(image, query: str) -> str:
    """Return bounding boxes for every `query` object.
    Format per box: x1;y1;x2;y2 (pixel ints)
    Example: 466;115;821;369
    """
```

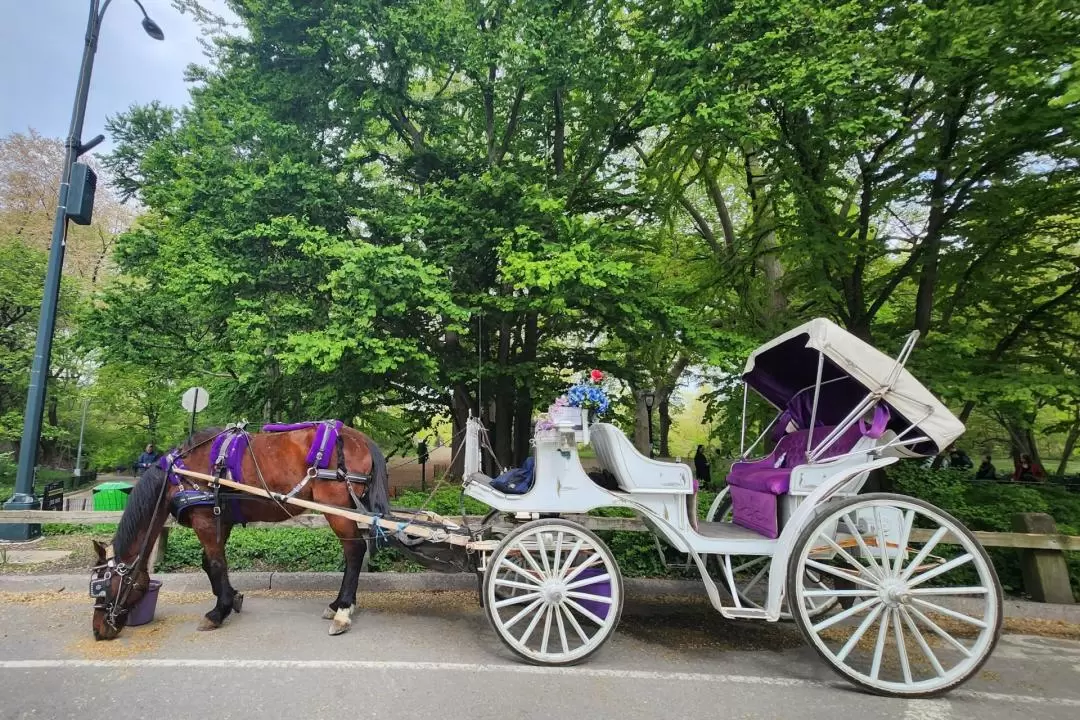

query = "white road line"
1;659;1079;707
904;699;951;720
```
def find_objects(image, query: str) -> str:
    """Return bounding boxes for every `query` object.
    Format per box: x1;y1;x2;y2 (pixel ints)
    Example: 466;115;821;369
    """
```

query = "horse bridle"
90;554;149;629
89;449;176;630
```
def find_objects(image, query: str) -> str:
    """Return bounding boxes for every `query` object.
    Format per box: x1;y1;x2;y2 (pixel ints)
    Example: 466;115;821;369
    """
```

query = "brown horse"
90;422;390;640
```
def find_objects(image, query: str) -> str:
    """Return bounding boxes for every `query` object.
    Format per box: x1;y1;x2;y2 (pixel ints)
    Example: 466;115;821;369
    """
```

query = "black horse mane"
112;427;224;556
112;466;168;558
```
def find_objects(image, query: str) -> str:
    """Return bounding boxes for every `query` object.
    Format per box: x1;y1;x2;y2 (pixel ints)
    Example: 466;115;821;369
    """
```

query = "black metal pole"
188;388;199;438
2;2;103;541
2;1;164;542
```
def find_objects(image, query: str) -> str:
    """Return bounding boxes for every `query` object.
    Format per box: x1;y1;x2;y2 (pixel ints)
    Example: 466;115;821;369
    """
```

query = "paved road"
0;589;1078;720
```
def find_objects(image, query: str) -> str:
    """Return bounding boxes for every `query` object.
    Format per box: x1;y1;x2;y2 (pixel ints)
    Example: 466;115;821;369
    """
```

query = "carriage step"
720;608;769;620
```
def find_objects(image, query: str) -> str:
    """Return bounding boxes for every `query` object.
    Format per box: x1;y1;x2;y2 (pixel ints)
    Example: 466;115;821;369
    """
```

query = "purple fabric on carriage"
726;421;869;538
260;419;343;469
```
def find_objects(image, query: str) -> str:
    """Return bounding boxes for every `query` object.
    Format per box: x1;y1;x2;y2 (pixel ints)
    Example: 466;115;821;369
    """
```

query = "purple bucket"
127;579;162;626
573;567;611;621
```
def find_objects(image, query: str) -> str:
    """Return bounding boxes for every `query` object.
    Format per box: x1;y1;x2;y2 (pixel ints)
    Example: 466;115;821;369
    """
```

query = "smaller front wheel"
483;519;623;666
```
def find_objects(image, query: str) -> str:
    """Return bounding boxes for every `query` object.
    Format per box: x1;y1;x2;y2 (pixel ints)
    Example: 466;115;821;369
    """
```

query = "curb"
2;571;1078;623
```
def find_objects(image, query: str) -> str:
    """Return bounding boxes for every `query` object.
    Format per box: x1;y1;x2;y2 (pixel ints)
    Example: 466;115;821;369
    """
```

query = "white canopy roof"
742;318;964;457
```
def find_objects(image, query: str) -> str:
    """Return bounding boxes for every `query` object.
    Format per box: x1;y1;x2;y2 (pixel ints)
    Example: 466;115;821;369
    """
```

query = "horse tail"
363;434;391;517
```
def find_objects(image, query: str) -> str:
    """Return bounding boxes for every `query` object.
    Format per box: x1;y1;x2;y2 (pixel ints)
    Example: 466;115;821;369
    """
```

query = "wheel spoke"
499;558;543;585
518;599;547;645
558;538;585;579
804;559;880;590
536;532;551;575
493;578;540;593
843;512;884;579
909;597;988;629
802;588;876;598
503;597;544;631
816;532;874;576
907;553;973;588
493;591;542;609
565;597;607;626
554;602;570;654
874;507;891;577
540;605;554;654
900;527;948;581
869;605;891;680
732;555;769;574
892;609;913;684
813;596;881;632
567;591;612;604
565;573;611;592
563;553;603;584
905;604;974;657
836;603;885;662
560;603;590;644
900;607;946;678
553;532;564;575
893;509;915;575
741;560;770;594
516;540;547;578
908;586;988;596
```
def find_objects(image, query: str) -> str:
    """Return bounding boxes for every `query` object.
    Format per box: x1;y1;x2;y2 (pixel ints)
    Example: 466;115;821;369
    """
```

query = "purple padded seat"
726;407;888;538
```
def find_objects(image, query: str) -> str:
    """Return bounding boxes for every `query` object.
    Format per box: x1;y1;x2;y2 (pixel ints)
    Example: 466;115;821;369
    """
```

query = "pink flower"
590;369;604;383
554;395;570;407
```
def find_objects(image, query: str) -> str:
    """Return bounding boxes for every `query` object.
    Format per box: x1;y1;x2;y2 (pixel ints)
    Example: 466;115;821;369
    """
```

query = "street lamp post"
0;0;163;542
644;391;655;458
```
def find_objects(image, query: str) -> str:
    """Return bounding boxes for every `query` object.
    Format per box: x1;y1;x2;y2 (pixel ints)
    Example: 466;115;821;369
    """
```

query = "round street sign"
181;386;209;413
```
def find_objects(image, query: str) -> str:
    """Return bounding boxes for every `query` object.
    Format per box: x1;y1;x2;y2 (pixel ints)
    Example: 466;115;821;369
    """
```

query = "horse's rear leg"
323;514;368;636
193;518;239;631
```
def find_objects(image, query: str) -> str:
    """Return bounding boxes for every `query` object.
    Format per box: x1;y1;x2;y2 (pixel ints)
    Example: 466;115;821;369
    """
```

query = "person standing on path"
694;444;711;488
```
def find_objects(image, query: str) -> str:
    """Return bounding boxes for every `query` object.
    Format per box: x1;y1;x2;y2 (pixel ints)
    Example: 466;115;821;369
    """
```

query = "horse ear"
92;540;106;563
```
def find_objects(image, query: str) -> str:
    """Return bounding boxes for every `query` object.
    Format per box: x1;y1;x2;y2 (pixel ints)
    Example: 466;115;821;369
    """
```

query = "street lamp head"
644;391;655;409
141;16;164;40
131;0;165;40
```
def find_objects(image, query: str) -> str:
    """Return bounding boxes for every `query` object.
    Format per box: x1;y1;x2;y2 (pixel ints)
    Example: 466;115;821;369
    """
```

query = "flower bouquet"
543;370;611;444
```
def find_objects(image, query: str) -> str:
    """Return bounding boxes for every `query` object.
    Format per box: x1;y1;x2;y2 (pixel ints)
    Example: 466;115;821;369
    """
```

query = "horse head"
90;538;153;640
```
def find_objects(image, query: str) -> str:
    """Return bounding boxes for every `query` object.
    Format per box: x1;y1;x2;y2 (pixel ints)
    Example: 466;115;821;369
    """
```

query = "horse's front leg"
193;517;239;630
322;515;368;636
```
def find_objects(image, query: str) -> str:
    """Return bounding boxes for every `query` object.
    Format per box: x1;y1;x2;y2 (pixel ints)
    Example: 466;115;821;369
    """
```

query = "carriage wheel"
706;488;837;620
483;518;623;666
787;493;1002;697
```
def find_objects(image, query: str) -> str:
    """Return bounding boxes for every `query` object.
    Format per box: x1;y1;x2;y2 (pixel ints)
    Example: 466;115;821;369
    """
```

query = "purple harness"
261;420;343;469
210;430;249;482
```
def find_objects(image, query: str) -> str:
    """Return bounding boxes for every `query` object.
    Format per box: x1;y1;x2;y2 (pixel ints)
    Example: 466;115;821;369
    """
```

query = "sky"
0;1;226;154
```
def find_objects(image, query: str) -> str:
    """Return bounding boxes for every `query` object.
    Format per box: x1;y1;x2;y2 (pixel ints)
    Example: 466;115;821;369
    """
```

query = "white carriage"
462;318;1003;697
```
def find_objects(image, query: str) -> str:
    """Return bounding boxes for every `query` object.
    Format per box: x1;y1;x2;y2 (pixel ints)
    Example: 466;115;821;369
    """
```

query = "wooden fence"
1;509;1076;602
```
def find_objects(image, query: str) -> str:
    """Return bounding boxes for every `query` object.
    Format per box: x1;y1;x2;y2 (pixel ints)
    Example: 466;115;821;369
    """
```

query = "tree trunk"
633;390;651;455
553;87;565;177
1057;411;1080;477
743;146;786;323
658;395;672;457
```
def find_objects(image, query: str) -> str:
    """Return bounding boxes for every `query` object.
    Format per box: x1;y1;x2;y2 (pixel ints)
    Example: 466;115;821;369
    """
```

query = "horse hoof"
232;593;244;613
321;607;336;620
197;617;222;631
328;606;353;635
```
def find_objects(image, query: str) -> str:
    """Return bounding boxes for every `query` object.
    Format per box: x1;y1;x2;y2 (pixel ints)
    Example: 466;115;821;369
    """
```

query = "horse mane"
112;466;168;558
112;427;224;557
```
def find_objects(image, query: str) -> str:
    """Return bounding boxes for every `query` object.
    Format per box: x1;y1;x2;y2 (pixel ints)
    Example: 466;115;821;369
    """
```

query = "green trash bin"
93;482;134;511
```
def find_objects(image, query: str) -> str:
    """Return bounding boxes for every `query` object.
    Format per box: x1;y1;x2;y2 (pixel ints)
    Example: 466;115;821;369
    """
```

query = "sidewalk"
2;571;1078;623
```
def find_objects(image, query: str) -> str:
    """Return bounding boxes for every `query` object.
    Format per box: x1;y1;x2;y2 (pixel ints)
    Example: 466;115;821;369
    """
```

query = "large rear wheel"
787;493;1002;697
